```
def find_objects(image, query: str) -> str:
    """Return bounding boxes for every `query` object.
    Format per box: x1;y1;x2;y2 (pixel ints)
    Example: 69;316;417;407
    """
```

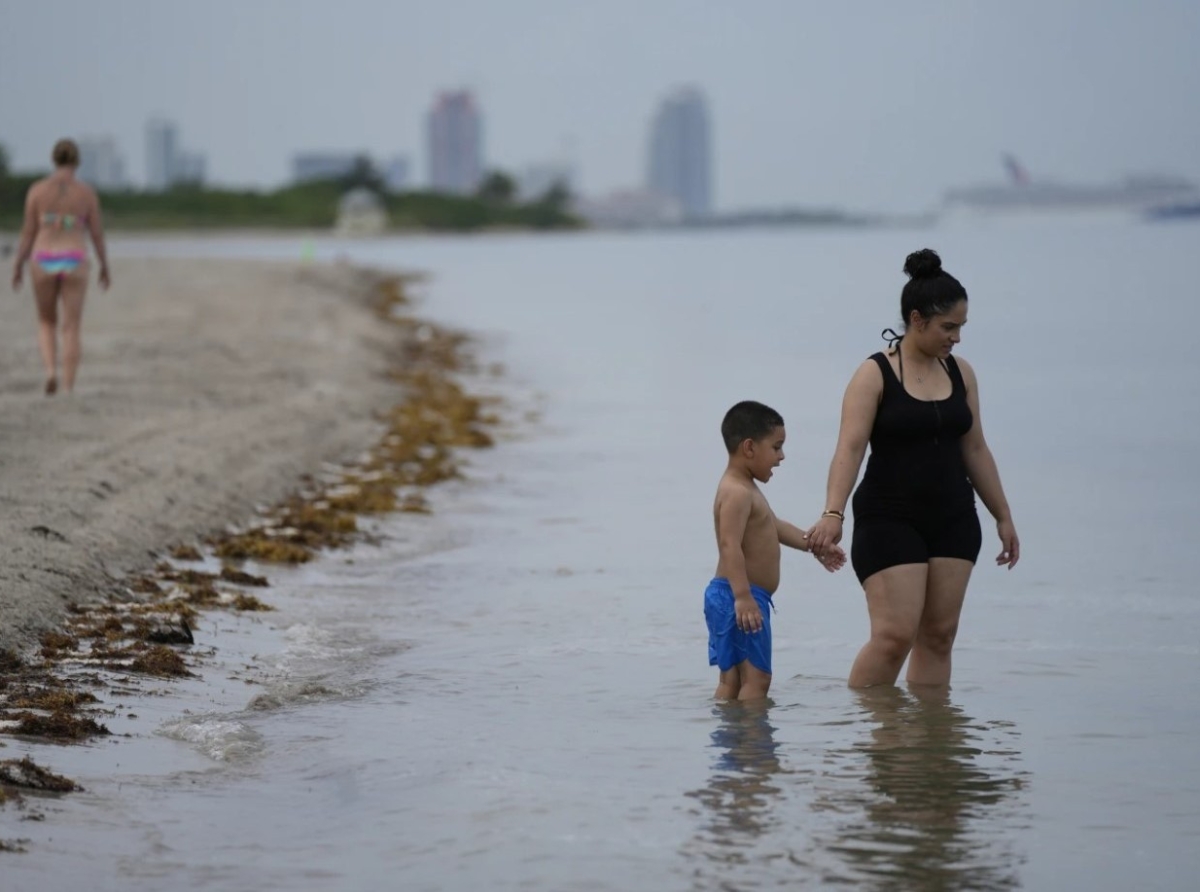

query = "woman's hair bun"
903;248;942;280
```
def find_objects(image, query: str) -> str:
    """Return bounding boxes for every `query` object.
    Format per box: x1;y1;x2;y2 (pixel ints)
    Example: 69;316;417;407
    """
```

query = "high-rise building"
646;87;712;218
145;117;179;192
427;91;483;195
76;137;127;191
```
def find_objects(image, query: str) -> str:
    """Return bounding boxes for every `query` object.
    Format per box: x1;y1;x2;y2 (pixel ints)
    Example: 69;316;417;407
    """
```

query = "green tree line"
0;148;580;233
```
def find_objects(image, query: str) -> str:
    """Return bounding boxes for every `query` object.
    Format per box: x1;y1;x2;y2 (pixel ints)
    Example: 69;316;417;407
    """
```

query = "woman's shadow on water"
817;685;1030;890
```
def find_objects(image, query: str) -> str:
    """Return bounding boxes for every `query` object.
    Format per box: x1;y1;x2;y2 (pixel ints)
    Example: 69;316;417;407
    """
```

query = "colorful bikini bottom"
34;250;87;276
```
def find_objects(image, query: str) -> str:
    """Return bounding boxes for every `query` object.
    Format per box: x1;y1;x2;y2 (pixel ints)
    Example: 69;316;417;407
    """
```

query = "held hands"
806;514;844;561
996;518;1020;569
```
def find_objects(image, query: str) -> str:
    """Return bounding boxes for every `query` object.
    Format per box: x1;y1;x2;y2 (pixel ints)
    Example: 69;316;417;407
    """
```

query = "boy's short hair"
721;401;784;453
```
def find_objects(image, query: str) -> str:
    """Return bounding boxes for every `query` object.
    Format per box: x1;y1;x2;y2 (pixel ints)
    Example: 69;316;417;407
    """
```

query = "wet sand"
0;257;401;655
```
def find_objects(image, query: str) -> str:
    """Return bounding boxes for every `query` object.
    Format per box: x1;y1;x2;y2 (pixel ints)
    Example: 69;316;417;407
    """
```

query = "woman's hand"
11;263;23;291
996;518;1020;569
807;514;844;559
812;542;847;573
98;265;111;290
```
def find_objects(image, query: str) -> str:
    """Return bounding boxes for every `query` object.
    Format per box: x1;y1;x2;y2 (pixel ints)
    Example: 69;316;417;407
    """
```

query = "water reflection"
687;699;786;848
686;705;796;888
820;686;1029;890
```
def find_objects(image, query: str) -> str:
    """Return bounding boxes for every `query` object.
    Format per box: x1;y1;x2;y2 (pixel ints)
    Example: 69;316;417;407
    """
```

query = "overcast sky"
2;0;1197;212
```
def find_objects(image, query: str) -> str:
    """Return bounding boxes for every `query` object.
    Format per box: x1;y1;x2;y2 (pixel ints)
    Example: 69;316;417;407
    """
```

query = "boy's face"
745;425;786;483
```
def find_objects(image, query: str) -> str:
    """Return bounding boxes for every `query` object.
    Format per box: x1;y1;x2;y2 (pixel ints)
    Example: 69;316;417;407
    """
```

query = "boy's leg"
714;664;742;699
737;662;771;700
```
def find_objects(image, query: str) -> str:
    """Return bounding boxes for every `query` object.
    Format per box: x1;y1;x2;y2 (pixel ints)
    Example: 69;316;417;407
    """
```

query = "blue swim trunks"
704;577;775;675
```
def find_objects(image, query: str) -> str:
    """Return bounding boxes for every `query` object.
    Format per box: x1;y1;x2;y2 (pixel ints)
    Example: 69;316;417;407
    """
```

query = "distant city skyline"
2;1;1197;214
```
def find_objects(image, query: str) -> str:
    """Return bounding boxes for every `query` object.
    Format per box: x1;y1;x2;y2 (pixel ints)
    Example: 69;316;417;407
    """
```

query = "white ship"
944;155;1198;215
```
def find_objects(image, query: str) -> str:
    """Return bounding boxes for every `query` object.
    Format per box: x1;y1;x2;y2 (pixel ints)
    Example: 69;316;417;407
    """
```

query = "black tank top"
853;352;976;519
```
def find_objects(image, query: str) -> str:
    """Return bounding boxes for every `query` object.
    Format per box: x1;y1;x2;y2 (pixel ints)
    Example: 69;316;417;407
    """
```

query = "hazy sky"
2;0;1197;212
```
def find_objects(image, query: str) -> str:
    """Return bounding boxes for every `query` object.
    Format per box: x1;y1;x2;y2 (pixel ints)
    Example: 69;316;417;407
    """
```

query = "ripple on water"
156;716;265;762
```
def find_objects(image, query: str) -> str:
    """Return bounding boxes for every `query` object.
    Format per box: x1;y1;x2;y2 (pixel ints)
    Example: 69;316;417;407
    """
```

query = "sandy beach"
0;257;403;655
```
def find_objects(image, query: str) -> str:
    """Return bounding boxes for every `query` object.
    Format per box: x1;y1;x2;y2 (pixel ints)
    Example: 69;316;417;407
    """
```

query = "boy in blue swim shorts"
706;401;846;699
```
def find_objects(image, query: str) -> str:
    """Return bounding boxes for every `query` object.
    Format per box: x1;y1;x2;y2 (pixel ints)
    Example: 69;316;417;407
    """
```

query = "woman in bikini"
10;138;111;395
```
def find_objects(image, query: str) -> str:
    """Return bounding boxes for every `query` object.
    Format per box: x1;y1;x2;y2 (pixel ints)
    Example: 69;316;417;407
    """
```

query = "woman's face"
909;299;967;358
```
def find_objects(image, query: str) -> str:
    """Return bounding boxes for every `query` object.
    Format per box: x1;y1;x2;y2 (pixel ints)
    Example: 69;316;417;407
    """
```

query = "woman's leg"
29;266;61;391
57;266;89;392
905;557;974;686
849;563;928;688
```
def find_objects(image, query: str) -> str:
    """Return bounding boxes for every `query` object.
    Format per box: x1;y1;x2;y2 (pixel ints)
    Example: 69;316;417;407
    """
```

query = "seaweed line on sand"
0;270;504;784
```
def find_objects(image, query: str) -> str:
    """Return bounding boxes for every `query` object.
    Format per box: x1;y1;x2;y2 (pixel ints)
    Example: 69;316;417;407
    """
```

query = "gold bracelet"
822;509;845;521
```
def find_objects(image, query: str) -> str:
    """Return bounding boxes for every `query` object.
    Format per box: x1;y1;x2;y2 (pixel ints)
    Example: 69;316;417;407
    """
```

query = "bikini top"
42;212;88;231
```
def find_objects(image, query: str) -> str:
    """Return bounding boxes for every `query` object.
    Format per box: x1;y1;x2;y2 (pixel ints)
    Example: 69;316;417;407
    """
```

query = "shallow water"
4;217;1200;890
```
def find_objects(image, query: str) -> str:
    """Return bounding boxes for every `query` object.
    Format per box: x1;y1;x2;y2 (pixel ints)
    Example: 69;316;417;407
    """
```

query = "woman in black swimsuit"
806;249;1019;688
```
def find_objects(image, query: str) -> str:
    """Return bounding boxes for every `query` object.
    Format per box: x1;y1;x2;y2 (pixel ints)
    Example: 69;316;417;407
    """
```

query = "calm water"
4;217;1200;891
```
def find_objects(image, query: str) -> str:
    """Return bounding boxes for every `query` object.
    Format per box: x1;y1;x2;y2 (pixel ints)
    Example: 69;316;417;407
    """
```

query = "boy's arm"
716;487;763;633
775;518;811;552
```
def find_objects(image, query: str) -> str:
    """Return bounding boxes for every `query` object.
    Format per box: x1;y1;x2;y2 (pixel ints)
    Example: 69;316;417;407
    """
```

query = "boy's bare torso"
713;473;781;594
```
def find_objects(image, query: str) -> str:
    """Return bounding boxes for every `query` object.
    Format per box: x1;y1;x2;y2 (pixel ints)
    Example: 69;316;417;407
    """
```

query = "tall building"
76;137;127;190
145;117;179;191
646;87;712;218
427;91;483;195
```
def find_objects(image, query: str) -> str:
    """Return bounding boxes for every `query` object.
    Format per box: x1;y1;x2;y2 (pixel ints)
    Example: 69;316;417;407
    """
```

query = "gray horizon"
1;0;1197;214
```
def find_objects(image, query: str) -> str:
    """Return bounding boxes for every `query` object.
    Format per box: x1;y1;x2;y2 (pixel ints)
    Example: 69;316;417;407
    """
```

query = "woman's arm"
807;360;882;555
958;357;1020;567
86;186;110;288
11;185;39;289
